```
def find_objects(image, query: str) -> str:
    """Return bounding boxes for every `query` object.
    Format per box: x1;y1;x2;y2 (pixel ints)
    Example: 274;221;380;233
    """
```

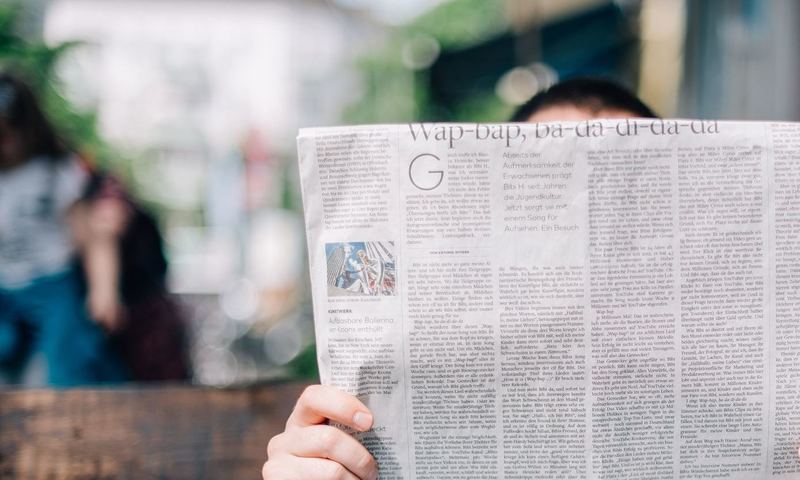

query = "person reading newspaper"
261;78;691;480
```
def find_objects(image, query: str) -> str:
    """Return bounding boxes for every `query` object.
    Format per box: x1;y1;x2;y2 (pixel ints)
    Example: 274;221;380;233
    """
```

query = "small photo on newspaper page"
325;241;396;297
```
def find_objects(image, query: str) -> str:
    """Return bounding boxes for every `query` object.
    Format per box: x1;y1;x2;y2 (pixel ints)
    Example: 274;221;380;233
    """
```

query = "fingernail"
353;411;373;431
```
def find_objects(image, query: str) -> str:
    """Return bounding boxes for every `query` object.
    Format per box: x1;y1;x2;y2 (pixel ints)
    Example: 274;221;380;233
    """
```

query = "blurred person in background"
79;171;190;382
0;72;128;386
0;71;190;386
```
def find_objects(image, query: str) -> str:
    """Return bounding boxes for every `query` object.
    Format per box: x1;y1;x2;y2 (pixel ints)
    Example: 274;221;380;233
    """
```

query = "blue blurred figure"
0;73;128;386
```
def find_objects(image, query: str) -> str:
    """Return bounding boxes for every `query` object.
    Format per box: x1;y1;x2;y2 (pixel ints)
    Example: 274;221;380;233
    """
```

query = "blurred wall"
681;0;800;120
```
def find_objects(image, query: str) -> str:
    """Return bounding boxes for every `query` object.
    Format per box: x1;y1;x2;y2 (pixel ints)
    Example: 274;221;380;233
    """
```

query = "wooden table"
0;381;309;480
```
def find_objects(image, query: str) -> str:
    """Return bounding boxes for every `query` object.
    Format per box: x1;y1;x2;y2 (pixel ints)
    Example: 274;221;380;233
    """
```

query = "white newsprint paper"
297;121;800;480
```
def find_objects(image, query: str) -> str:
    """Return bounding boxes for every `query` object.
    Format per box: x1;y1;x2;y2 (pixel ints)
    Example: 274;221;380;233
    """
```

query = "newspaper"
296;120;800;480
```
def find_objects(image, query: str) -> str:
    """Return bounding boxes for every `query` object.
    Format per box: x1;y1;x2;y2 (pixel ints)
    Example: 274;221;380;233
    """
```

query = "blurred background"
2;0;798;386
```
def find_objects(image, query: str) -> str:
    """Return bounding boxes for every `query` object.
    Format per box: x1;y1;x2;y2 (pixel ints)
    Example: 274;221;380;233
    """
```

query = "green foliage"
285;344;320;381
342;0;510;125
449;91;514;123
341;49;416;124
410;0;506;49
0;3;117;170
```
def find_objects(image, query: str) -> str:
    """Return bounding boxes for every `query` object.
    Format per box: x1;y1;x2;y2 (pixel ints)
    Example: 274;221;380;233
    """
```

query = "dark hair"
0;72;68;159
510;77;658;121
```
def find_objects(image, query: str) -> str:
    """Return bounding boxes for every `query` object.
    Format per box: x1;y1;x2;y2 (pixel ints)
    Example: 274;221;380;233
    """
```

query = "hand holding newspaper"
293;119;800;479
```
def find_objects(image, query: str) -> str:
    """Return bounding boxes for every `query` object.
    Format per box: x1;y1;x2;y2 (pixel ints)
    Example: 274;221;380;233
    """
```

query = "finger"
287;385;373;432
269;426;377;480
263;455;361;480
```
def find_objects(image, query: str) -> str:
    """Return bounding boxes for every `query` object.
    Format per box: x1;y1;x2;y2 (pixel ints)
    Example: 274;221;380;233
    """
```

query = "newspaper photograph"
297;120;800;479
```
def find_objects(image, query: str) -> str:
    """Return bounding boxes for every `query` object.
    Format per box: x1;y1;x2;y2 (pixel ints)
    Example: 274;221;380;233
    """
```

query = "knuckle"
300;385;322;403
322;462;348;480
317;426;340;452
355;450;376;472
261;460;276;479
266;434;282;459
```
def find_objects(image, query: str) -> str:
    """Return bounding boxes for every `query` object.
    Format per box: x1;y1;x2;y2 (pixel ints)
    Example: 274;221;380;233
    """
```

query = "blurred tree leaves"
286;343;320;381
0;2;118;170
343;0;511;124
410;0;506;49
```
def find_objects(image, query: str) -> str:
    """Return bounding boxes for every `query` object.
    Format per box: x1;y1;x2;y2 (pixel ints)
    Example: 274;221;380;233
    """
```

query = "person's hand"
69;195;130;333
263;385;378;480
87;285;124;332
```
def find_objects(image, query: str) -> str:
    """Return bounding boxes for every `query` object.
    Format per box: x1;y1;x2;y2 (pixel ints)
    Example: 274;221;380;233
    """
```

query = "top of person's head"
510;77;658;122
0;71;68;159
